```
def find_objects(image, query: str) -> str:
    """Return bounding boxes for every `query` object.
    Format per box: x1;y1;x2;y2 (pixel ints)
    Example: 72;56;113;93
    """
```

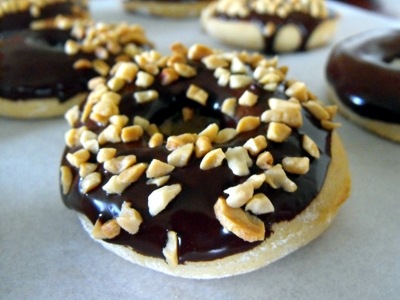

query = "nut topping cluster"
61;43;339;265
62;20;153;77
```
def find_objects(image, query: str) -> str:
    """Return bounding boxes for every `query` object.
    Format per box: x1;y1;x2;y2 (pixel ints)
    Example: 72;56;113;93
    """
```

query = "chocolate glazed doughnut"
0;18;152;119
0;0;89;31
60;44;351;278
121;0;213;18
201;0;338;53
326;28;400;142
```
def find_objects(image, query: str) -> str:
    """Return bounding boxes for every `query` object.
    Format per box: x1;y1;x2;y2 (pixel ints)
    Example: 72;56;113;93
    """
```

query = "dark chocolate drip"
61;62;332;263
326;28;400;123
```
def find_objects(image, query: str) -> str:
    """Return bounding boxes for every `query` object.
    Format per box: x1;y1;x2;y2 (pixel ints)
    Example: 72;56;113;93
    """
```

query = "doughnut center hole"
157;106;223;136
384;54;400;68
26;29;68;50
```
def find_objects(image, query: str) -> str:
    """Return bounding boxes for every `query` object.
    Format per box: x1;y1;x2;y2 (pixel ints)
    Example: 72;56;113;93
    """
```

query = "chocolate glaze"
0;29;96;102
0;1;87;32
326;28;400;123
61;60;332;263
216;10;337;53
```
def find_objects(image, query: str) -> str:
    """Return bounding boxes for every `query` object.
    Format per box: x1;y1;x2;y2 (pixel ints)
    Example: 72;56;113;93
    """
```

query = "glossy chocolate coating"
216;10;336;53
61;61;332;263
0;1;87;32
0;29;96;102
326;29;400;123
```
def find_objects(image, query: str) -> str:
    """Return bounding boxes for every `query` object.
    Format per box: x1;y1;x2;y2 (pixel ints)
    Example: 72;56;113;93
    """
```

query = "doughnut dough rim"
200;2;338;52
76;131;350;279
0;93;87;119
122;1;210;18
327;86;400;143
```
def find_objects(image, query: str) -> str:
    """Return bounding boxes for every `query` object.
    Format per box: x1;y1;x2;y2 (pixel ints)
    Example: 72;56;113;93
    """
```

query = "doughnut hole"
385;55;400;68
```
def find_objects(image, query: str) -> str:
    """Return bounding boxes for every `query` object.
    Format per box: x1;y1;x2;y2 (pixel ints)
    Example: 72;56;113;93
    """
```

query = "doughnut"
0;0;89;31
201;0;338;53
326;28;400;142
59;44;351;278
0;18;152;119
121;0;213;18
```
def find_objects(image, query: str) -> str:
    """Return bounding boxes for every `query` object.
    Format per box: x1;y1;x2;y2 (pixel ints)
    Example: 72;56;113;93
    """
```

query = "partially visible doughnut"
0;0;89;31
201;0;338;53
60;43;351;278
121;0;213;18
326;28;400;142
0;18;152;119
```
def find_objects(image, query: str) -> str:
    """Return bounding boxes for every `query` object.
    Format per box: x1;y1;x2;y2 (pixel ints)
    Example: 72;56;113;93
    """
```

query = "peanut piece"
224;181;254;208
146;175;170;187
162;230;179;267
116;201;143;235
195;136;213;158
236;116;260;133
134;90;159;103
256;151;274;170
282;157;310;175
149;132;164;148
238;90;258;106
97;147;116;163
264;164;297;192
66;149;90;168
104;155;137;174
92;218;120;239
146;159;175;178
79;162;98;178
167;143;194;167
214;128;237;144
221;97;237;117
121;125;144;143
225;147;252;176
186;84;208;106
60;166;73;195
243;135;268;156
198;123;219;142
267;122;292;142
148;184;182;216
245;193;274;215
302;135;320;159
81;172;102;193
200;148;226;170
214;197;265;242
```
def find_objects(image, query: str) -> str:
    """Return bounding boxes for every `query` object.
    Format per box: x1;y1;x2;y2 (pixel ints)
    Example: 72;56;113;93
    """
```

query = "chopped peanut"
264;164;297;192
60;166;73;195
167;143;194;167
245;193;274;215
225;147;252;176
224;181;254;208
282;157;310;175
116;201;143;235
162;230;179;267
81;172;102;193
214;197;265;242
146;159;175;178
148;184;182;216
200;148;226;170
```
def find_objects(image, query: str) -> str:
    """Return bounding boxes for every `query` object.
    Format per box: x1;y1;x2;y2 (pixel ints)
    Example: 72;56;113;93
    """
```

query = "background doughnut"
201;0;338;53
0;18;152;119
326;28;400;142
